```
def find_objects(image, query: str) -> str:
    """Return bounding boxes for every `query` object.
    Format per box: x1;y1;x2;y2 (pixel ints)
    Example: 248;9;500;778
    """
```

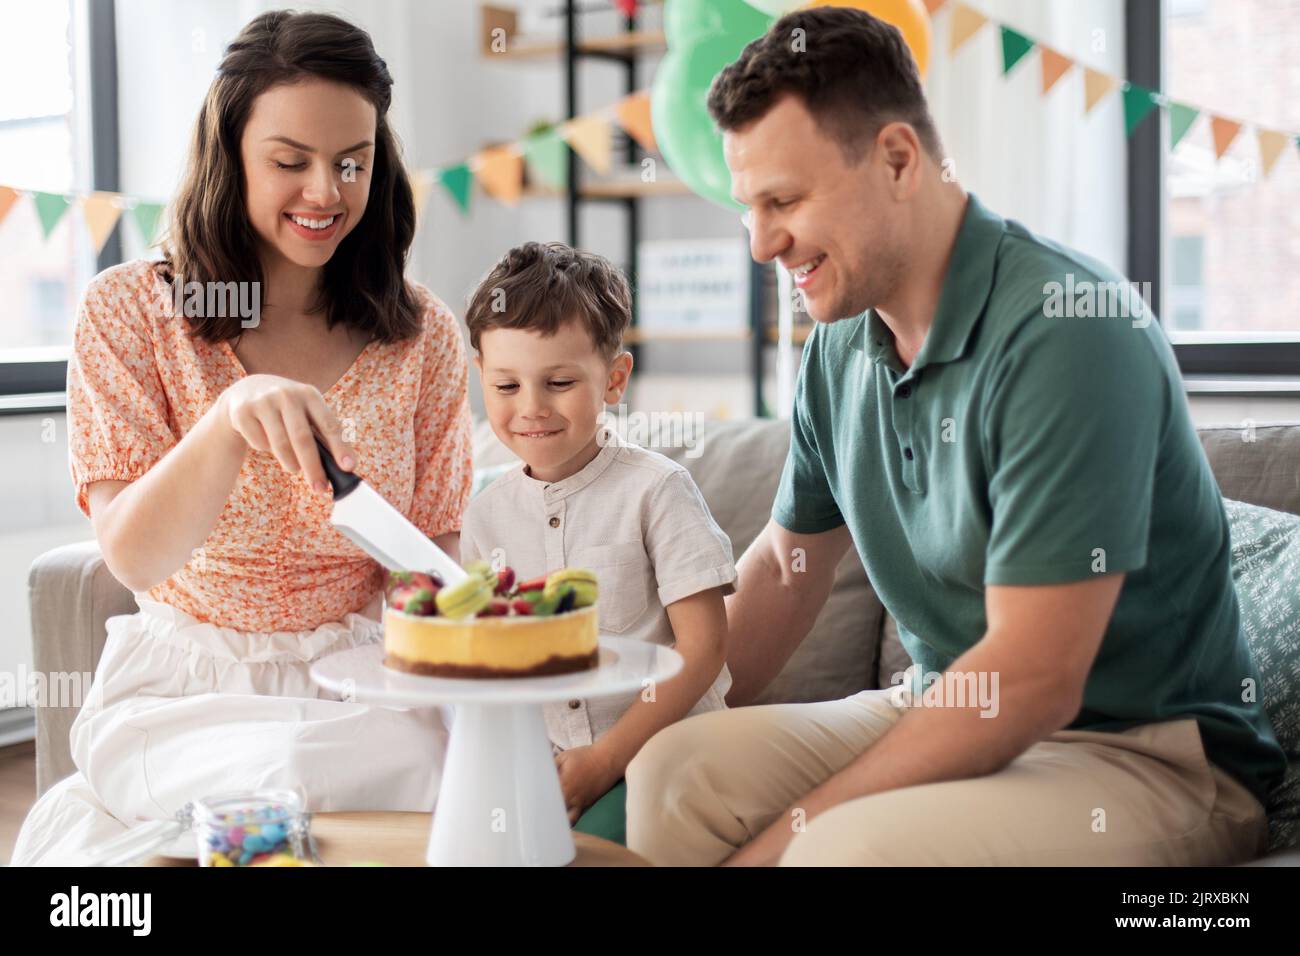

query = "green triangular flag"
1168;103;1199;149
1122;83;1159;137
131;201;164;246
522;129;568;191
437;164;472;215
1000;26;1035;75
32;191;71;239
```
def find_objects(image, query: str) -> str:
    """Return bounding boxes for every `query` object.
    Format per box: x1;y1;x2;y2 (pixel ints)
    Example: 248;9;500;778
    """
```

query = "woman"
13;11;471;864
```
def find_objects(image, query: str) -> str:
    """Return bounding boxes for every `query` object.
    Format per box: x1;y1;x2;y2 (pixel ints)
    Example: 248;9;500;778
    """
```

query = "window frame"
1130;0;1300;376
0;0;118;407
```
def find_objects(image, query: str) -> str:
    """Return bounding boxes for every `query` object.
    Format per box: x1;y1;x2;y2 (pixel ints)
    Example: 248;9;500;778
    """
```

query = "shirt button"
549;516;560;528
903;447;914;461
568;699;581;710
898;384;912;398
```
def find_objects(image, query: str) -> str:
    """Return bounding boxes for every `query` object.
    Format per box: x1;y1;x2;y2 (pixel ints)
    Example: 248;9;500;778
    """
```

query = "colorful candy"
194;791;310;867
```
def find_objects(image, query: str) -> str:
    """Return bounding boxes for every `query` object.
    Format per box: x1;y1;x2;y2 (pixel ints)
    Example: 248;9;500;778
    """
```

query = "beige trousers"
625;689;1268;866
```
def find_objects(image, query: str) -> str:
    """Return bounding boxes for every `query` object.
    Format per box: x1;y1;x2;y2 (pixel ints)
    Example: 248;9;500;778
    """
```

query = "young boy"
459;241;736;844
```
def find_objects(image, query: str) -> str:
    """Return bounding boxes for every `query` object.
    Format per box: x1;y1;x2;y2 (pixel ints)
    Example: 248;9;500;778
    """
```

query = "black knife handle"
314;436;361;499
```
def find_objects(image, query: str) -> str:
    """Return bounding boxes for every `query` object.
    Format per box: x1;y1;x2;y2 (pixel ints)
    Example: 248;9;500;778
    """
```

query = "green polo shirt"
772;192;1286;805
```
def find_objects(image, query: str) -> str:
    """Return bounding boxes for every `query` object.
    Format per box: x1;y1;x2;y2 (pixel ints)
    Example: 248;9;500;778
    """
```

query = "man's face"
724;93;904;324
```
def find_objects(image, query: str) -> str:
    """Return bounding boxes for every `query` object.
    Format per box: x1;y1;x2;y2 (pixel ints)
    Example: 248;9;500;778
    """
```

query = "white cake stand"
310;637;682;866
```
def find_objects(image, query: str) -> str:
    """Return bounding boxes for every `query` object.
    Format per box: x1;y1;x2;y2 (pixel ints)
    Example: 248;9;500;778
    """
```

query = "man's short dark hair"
707;6;942;162
466;241;631;362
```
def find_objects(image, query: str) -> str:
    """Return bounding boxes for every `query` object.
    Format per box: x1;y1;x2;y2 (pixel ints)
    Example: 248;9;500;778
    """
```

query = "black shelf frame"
557;0;768;416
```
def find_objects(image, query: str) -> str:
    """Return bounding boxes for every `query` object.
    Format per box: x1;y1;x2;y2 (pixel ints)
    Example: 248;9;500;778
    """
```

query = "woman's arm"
89;376;356;592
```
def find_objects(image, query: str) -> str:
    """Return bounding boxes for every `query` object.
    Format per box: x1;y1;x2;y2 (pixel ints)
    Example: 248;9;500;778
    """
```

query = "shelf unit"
480;2;812;416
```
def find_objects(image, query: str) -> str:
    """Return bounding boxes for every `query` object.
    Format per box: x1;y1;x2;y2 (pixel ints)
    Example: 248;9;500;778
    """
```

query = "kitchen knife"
313;436;467;585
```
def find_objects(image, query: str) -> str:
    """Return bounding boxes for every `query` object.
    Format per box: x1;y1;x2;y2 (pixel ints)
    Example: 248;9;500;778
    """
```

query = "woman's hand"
218;374;357;493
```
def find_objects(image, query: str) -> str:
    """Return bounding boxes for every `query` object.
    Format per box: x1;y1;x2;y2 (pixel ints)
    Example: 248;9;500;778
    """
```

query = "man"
624;7;1285;866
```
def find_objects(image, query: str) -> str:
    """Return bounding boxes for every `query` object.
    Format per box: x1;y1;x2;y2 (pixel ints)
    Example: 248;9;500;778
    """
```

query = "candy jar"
193;789;312;866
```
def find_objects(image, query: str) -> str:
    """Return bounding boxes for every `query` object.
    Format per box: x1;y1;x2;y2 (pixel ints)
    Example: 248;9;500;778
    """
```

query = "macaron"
435;575;493;619
544;567;597;608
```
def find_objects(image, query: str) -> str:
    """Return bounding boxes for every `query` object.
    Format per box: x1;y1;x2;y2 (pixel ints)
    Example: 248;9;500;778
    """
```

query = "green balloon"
652;0;773;210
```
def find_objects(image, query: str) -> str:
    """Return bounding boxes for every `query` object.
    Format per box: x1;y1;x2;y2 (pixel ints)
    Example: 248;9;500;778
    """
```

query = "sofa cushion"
1223;498;1300;851
470;415;884;704
1199;423;1300;517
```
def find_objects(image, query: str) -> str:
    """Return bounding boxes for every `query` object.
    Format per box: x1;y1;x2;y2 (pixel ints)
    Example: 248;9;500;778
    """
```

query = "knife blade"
313;436;467;585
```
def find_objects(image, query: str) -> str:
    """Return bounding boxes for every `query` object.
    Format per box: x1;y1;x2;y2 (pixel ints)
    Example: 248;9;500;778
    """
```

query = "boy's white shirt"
460;425;737;751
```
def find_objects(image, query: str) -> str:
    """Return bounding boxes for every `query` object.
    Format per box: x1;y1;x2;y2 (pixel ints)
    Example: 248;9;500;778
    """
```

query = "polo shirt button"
903;447;914;460
568;699;581;710
549;516;560;528
898;384;912;398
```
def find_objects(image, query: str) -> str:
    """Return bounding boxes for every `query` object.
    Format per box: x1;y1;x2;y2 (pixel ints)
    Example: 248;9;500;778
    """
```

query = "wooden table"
148;811;650;867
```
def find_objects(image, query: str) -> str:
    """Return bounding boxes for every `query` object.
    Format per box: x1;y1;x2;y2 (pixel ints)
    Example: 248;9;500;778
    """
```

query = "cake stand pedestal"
310;637;682;866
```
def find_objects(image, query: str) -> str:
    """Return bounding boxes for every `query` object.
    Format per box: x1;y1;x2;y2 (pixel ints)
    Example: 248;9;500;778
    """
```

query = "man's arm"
724;518;855;707
725;572;1125;866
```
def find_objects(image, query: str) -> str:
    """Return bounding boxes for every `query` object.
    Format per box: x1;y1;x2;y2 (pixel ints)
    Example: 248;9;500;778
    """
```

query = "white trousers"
12;593;451;865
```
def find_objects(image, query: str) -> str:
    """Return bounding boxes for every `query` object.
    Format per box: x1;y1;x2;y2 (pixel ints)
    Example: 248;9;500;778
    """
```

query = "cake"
382;563;600;678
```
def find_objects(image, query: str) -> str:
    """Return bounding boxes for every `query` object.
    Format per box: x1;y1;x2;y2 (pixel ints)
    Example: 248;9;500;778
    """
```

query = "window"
1132;0;1300;374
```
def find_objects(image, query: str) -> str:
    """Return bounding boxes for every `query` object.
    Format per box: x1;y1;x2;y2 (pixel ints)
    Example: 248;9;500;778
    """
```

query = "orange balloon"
800;0;932;77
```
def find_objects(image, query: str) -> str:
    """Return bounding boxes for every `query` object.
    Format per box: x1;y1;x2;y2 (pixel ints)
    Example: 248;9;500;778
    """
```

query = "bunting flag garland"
131;201;164;247
0;186;19;228
81;192;124;254
932;0;1300;181
1040;47;1072;95
522;127;569;190
2;17;1299;245
1169;102;1200;149
437;164;473;215
564;115;613;175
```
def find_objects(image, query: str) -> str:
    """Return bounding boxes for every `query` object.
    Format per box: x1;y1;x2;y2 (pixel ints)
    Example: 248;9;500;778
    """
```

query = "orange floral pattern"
67;259;473;633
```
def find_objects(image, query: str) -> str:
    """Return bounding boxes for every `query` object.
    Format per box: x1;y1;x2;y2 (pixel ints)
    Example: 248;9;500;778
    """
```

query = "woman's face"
240;78;377;274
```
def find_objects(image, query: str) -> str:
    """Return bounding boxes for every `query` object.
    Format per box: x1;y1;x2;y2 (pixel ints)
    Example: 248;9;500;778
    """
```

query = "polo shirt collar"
850;192;1004;372
521;423;623;502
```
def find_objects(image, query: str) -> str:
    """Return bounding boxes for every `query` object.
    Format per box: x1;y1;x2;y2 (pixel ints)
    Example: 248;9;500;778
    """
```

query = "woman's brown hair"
155;9;421;344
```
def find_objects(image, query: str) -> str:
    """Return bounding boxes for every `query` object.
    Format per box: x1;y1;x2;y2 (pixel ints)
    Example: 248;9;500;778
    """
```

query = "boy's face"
474;320;632;483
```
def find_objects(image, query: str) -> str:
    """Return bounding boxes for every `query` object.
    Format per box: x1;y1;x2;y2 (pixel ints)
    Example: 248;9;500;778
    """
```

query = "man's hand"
555;745;620;825
723;573;1127;865
725;519;854;706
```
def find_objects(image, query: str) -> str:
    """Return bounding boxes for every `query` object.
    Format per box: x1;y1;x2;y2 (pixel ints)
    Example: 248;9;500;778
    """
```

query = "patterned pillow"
1224;498;1300;851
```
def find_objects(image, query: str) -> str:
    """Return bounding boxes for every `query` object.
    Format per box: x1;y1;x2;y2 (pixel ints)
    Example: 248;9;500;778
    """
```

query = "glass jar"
193;788;313;866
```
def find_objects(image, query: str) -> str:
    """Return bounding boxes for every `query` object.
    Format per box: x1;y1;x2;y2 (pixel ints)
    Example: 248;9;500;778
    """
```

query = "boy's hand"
554;745;620;825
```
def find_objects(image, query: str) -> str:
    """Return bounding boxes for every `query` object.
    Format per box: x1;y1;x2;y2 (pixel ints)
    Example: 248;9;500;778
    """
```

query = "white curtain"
924;0;1128;272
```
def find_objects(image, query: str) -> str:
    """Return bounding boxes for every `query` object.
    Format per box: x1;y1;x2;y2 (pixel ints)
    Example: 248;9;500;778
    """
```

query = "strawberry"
487;597;510;616
494;566;516;595
389;584;437;616
516;574;548;593
386;571;441;600
509;598;534;615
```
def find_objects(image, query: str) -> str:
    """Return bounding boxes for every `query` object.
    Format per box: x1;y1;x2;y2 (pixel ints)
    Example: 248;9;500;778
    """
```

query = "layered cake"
382;562;599;678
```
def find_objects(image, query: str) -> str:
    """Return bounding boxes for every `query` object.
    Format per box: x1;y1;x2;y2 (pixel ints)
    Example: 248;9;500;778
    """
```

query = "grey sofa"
28;416;1300;865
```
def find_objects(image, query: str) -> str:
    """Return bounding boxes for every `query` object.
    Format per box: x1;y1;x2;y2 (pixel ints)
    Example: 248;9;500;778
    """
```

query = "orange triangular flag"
615;91;657;153
81;191;124;254
0;186;19;228
1083;68;1118;114
474;146;524;206
1210;116;1242;158
563;115;613;174
1040;47;1073;94
411;170;434;221
1257;129;1290;178
948;3;988;54
922;0;948;12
